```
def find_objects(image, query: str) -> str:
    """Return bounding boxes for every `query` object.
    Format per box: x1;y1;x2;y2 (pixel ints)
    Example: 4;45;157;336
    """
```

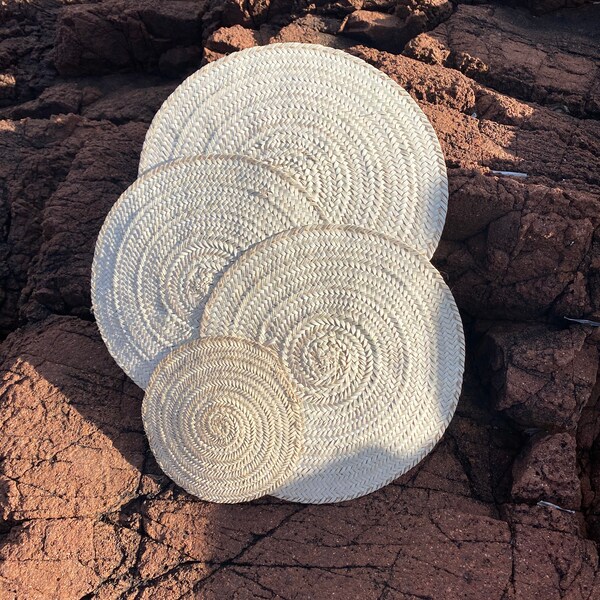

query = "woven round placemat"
143;336;303;503
91;155;324;389
200;225;465;503
139;43;448;258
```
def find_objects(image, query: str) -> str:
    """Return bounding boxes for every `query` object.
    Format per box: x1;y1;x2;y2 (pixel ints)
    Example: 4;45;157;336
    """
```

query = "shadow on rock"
0;315;146;522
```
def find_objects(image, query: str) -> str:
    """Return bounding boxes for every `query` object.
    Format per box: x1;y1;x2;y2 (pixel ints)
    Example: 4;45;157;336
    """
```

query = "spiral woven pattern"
92;155;324;389
200;226;465;503
143;336;303;503
139;43;448;257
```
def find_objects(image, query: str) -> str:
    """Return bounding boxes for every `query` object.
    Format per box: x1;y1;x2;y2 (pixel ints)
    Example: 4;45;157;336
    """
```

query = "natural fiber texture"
92;155;324;389
143;336;303;503
139;43;448;257
200;226;465;503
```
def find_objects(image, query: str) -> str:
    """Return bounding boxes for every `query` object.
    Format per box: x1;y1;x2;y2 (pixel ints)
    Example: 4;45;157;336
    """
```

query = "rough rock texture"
54;0;206;77
2;0;600;598
340;10;421;52
204;24;265;62
512;433;581;510
270;14;355;47
395;0;453;25
0;316;145;523
349;45;600;320
481;324;598;431
405;4;600;118
0;2;61;108
0;116;147;335
204;15;355;62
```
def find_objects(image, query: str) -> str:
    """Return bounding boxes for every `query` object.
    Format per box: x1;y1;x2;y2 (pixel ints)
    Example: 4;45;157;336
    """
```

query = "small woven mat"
143;336;303;503
200;226;465;503
92;155;324;389
139;43;448;258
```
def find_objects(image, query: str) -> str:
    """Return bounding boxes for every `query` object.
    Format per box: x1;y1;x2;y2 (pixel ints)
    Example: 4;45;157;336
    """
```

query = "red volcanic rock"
351;46;600;189
54;0;206;76
395;0;453;25
0;316;145;522
0;116;146;326
205;24;263;54
3;82;82;119
341;9;425;52
158;45;204;78
0;74;177;123
208;0;360;33
205;16;355;62
0;518;140;600
0;116;104;335
350;46;600;320
220;0;274;27
512;433;581;510
404;4;600;117
0;3;59;108
1;1;600;597
80;77;177;124
271;15;356;47
503;504;600;599
438;172;600;320
578;385;600;541
481;324;598;431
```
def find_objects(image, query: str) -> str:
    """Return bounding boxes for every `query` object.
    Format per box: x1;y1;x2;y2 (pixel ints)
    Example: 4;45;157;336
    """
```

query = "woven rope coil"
139;43;448;258
200;225;465;503
143;336;303;503
92;155;325;389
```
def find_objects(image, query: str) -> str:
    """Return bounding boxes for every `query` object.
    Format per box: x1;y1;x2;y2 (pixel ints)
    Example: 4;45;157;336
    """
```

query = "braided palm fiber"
92;155;325;389
200;225;465;503
139;43;448;258
143;336;303;503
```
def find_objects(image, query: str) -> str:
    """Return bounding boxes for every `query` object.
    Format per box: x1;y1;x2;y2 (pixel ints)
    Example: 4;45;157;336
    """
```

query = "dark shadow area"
0;316;147;527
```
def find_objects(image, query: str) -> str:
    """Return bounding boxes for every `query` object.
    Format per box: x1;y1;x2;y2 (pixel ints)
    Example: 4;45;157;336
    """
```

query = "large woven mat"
139;43;448;258
143;336;303;503
92;155;324;389
200;226;465;503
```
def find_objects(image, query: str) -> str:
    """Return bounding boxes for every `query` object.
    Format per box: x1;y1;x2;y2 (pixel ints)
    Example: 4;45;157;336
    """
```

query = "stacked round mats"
92;43;465;505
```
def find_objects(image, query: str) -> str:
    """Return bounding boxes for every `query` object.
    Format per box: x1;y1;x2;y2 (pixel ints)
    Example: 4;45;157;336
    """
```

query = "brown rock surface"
512;433;581;510
502;504;600;599
350;46;600;320
204;16;355;62
0;2;61;108
395;0;453;25
0;517;140;599
405;4;600;118
54;0;206;76
20;119;146;323
271;15;355;48
0;115;146;335
481;324;598;431
0;316;145;522
341;10;418;52
1;1;600;598
516;0;591;16
205;23;264;56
